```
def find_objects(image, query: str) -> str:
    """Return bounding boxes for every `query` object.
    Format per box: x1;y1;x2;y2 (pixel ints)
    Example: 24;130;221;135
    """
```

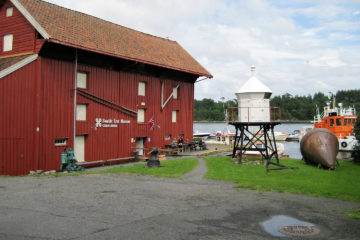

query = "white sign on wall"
95;118;131;130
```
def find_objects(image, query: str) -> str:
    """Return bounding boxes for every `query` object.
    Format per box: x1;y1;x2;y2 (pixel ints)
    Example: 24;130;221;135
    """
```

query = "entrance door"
136;137;145;156
75;135;85;162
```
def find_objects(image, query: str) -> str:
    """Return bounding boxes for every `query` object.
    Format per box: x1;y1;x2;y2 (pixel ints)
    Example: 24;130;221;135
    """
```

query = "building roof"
0;54;31;71
0;54;38;78
236;66;272;94
13;0;212;78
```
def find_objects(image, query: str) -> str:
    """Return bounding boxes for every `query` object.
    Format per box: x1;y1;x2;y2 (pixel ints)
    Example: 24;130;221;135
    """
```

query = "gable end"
10;0;49;39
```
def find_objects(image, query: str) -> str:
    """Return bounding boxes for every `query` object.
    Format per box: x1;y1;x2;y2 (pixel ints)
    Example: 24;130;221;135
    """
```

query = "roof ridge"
40;0;176;43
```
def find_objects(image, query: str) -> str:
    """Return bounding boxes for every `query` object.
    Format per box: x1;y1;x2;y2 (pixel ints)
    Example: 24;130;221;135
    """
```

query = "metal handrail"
227;106;281;123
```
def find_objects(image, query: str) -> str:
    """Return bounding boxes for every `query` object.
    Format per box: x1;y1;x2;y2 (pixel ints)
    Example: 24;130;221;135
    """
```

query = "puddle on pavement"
260;215;320;237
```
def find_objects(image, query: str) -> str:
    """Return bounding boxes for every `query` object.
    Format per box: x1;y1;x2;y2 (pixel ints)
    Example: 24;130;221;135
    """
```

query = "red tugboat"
313;96;358;152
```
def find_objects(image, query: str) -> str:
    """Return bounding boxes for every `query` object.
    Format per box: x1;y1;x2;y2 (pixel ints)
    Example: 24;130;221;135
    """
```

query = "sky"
45;0;360;101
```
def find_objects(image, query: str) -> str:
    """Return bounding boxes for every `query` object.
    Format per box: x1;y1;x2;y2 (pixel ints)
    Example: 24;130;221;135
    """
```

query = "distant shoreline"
193;120;312;124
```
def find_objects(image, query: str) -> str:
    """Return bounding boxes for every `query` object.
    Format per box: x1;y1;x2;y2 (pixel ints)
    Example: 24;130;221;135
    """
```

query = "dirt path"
182;157;208;182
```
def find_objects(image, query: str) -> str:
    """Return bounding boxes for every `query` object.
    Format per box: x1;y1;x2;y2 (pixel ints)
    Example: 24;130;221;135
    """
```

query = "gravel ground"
0;152;360;240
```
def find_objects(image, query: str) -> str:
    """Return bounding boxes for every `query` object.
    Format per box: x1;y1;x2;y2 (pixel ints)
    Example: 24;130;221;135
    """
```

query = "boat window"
336;118;342;126
351;119;355;126
344;119;348;126
330;119;334;126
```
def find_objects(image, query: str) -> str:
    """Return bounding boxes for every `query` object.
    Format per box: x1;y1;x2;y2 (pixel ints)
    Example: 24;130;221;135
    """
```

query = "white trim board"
0;54;38;79
161;82;180;109
10;0;50;39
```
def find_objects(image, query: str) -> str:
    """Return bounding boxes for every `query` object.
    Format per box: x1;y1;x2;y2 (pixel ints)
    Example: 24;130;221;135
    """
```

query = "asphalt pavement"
0;156;360;239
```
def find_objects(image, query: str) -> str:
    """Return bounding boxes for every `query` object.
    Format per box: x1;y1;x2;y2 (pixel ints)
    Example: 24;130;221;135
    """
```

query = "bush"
352;114;360;164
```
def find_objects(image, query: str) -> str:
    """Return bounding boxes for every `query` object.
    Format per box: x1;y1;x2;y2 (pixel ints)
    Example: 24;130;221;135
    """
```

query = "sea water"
193;122;311;159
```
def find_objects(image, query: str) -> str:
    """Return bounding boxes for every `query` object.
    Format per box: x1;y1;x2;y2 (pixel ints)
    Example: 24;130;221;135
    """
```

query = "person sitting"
177;136;184;146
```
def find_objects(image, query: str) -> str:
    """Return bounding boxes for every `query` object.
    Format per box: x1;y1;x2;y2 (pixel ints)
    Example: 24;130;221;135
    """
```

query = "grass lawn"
100;158;198;178
205;156;360;203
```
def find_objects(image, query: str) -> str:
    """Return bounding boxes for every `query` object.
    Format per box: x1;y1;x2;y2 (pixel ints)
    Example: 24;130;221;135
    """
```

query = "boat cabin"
314;100;357;139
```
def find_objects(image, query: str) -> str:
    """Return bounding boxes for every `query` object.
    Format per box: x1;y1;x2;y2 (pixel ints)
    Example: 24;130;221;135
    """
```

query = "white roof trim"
0;54;38;79
10;0;50;39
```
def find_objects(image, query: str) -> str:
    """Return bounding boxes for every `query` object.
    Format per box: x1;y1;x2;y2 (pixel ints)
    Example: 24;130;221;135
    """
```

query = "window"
6;7;13;17
330;119;334;126
173;87;178;99
55;138;67;146
172;110;177;123
165;134;171;141
336;118;342;126
3;34;13;52
137;109;145;123
264;93;272;99
76;104;87;121
138;82;146;96
344;119;348;126
77;72;87;89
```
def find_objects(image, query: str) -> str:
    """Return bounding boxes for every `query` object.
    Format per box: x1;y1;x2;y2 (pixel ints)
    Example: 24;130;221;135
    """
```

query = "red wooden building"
0;0;212;175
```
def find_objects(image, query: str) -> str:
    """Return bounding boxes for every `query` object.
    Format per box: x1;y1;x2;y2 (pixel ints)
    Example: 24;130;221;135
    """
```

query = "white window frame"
137;109;145;123
77;72;87;89
76;104;87;121
165;134;171;141
3;34;13;52
6;7;13;17
172;110;177;123
138;82;146;96
173;87;178;99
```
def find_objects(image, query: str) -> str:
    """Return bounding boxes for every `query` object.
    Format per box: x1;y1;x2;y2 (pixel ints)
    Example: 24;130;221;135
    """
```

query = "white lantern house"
235;66;272;123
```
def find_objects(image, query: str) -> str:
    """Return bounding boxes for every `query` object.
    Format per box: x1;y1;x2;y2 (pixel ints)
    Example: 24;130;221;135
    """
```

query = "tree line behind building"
194;89;360;121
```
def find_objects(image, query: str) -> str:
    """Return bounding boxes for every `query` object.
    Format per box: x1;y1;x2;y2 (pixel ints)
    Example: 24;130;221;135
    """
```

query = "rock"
29;171;36;175
36;170;43;174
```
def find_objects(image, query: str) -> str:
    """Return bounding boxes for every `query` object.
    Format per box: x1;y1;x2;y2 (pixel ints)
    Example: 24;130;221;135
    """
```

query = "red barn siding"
0;55;195;175
0;60;38;175
76;64;194;162
15;57;194;174
0;0;43;58
38;57;75;171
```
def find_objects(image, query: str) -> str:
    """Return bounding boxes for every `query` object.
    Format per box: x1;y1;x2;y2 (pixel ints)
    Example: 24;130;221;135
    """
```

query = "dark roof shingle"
16;0;212;77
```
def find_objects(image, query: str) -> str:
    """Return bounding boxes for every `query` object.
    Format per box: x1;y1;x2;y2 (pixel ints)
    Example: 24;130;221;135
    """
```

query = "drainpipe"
73;49;78;151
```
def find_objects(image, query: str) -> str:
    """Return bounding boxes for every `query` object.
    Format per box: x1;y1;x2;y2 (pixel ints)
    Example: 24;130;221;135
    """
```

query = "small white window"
6;7;13;17
3;34;13;52
138;82;146;96
172;110;177;123
137;109;145;123
173;87;178;99
77;72;87;89
55;138;67;146
165;134;171;141
76;104;87;121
